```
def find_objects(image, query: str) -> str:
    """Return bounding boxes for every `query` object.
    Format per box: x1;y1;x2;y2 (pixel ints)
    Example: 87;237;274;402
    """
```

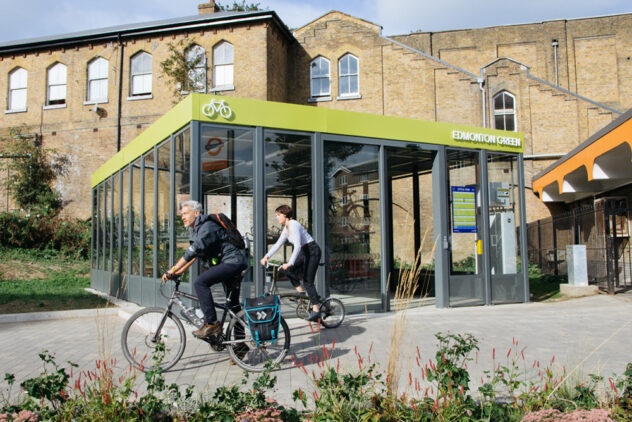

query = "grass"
0;247;108;314
528;264;565;301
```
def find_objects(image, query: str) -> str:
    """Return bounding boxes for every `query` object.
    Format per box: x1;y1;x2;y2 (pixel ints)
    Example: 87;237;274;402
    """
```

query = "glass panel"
201;126;253;238
504;94;514;110
494;94;504;110
104;179;110;272
325;142;381;310
98;184;104;270
504;116;515;132
143;152;155;278
112;173;120;273
121;167;130;276
131;53;151;74
387;146;436;300
157;140;171;276
174;129;191;282
131;159;142;276
488;154;524;303
494;114;504;130
91;188;98;269
447;149;484;306
264;131;312;289
9;89;27;110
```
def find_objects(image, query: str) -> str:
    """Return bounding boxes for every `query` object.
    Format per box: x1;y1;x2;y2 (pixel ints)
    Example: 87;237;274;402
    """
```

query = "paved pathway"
1;294;631;407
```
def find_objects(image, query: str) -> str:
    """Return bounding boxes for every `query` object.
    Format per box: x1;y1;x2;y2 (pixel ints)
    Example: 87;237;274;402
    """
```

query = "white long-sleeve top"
265;220;314;266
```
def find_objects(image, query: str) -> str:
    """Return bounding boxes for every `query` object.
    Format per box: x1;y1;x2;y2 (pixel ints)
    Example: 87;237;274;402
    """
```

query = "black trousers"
286;241;321;305
194;262;244;324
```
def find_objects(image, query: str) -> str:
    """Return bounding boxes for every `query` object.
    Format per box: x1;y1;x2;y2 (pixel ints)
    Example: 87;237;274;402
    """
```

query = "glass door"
447;149;485;306
487;153;525;303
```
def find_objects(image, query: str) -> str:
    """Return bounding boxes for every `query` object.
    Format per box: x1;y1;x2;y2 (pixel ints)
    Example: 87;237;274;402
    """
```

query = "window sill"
43;104;66;110
127;94;153;101
84;99;108;105
336;94;362;100
5;108;27;114
308;96;332;103
210;85;235;92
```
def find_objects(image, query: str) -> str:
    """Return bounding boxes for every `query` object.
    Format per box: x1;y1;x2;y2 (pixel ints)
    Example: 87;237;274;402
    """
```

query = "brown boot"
192;322;221;339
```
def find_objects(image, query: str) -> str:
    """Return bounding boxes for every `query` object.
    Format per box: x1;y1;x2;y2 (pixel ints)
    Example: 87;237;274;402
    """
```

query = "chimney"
198;1;220;14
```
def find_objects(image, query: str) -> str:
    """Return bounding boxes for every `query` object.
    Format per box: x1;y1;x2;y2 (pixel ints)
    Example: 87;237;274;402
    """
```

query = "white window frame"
342;195;348;205
493;91;517;132
184;45;207;93
130;52;152;97
7;67;27;112
86;57;108;103
338;54;360;99
340;175;347;185
212;41;234;91
46;62;67;107
309;56;331;101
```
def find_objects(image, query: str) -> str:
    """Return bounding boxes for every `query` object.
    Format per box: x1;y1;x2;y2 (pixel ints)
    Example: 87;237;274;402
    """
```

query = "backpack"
209;213;246;250
243;295;281;345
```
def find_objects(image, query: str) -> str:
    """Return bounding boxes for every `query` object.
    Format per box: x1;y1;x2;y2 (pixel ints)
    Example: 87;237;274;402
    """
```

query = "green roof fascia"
91;95;193;187
92;93;524;187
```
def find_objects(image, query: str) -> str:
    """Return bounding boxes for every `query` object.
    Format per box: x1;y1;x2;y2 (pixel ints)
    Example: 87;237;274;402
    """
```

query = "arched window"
185;44;206;93
47;62;67;106
87;57;108;102
338;54;359;97
8;67;27;111
310;56;330;98
213;42;233;89
493;91;516;131
130;52;152;96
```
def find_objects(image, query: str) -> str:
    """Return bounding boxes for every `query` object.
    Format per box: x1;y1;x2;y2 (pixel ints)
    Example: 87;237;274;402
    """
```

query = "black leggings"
286;241;321;305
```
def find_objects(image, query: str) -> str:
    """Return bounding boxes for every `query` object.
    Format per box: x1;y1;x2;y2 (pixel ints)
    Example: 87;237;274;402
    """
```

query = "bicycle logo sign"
201;98;233;119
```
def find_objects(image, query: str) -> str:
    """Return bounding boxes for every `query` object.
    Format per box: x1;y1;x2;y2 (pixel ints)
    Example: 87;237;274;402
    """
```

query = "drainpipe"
478;77;486;128
552;39;559;86
116;33;124;152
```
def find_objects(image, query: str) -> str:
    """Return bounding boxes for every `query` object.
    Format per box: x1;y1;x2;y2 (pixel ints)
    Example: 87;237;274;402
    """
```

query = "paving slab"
1;294;631;408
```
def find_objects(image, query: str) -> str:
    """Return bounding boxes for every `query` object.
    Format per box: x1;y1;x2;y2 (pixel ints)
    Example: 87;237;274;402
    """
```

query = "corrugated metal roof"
0;10;293;52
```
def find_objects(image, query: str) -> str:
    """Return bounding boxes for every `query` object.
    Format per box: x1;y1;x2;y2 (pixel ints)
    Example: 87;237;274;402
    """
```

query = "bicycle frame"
157;278;246;347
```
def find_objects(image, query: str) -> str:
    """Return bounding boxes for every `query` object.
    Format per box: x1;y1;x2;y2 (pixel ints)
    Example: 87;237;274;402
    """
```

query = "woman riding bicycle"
260;205;323;322
162;200;247;340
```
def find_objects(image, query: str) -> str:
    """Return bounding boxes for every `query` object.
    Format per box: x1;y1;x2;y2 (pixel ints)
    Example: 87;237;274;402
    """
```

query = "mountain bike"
264;263;345;328
120;270;290;373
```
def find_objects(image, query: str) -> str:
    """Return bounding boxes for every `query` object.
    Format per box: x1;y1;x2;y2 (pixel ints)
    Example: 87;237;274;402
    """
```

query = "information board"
451;186;477;233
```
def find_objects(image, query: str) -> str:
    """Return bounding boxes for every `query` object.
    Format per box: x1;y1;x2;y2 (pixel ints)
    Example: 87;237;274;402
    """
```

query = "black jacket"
183;214;247;268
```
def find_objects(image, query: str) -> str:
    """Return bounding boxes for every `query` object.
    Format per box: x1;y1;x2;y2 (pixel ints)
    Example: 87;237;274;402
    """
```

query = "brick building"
0;2;629;224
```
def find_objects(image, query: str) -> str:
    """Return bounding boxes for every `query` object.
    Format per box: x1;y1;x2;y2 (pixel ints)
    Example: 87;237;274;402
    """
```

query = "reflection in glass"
264;131;311;271
157;140;171;276
112;173;120;273
103;181;110;272
200;126;253;238
325;142;381;310
121;168;130;276
92;188;98;269
143;152;155;278
174;129;190;282
387;146;436;299
131;159;142;276
447;150;484;307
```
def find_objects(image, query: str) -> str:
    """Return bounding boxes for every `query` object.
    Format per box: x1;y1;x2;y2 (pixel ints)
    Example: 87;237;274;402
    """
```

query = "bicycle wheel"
279;294;310;320
320;297;345;329
121;307;186;372
226;310;290;372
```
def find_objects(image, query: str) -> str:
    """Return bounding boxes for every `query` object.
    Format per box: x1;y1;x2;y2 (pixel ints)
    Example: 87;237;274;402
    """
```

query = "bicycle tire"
226;310;290;372
121;307;186;372
319;297;345;329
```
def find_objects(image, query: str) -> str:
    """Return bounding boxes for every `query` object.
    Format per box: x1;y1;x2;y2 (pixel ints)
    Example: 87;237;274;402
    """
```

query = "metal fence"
527;199;632;293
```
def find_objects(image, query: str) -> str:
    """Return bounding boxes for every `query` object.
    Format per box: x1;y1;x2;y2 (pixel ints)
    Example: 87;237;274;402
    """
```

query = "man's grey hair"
180;200;203;213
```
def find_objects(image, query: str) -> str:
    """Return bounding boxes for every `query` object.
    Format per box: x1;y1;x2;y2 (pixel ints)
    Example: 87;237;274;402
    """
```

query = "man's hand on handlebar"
161;271;175;283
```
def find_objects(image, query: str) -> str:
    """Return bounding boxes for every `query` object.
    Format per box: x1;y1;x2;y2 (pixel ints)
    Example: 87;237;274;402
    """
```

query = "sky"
0;0;631;44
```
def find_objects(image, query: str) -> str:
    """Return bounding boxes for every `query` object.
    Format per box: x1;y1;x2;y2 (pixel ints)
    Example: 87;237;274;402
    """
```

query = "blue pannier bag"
243;295;281;346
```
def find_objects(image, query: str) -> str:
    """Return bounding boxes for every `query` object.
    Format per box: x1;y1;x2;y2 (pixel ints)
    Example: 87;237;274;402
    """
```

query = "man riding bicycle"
162;200;247;340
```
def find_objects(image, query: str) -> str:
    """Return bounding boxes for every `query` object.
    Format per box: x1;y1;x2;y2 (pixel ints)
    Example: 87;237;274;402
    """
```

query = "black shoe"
306;311;322;322
193;322;221;339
